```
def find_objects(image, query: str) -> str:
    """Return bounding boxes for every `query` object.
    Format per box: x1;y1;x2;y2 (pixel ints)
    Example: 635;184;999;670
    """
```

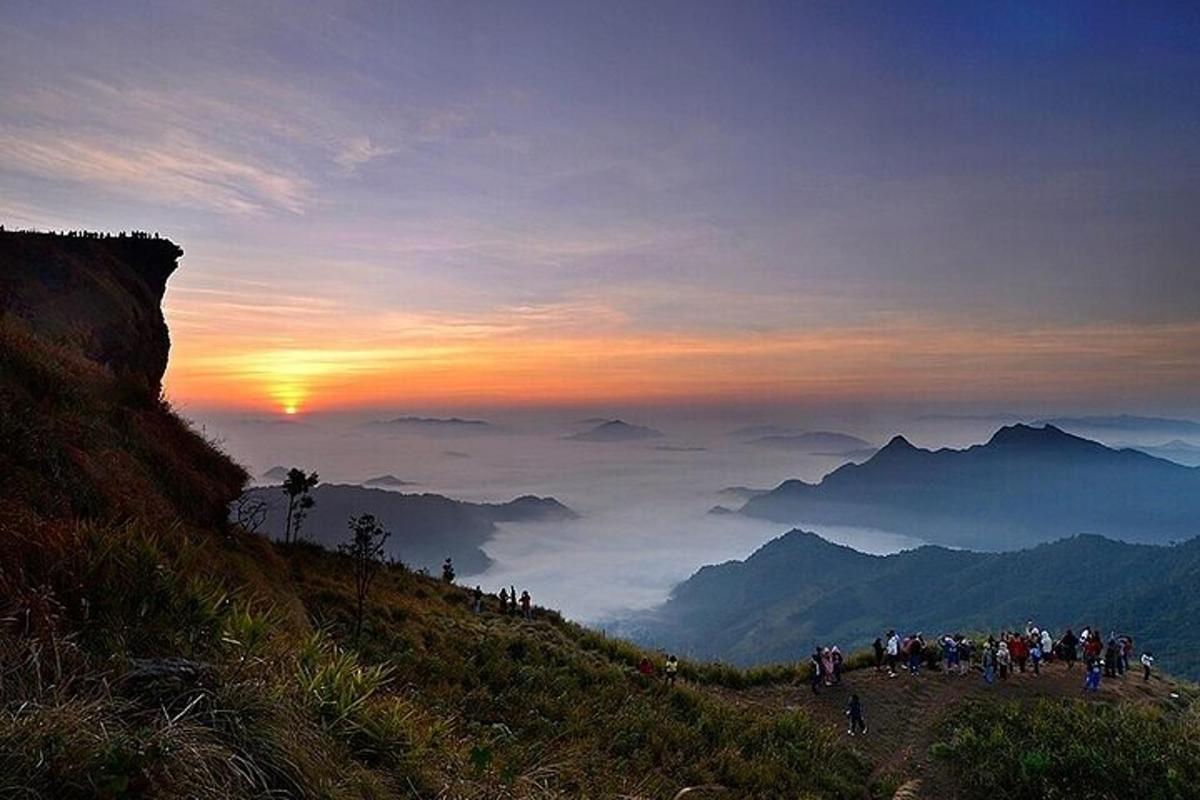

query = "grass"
932;696;1200;799
3;240;1199;799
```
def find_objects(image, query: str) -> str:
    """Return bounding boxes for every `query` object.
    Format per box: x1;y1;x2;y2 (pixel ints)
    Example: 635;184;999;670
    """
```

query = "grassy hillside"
2;231;1198;799
629;529;1200;678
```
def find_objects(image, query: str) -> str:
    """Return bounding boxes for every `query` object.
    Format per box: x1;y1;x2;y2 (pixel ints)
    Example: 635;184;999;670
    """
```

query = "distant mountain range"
362;474;417;488
1037;414;1200;437
241;483;577;574
746;431;873;455
1125;440;1200;467
621;529;1200;677
566;419;664;442
740;424;1200;550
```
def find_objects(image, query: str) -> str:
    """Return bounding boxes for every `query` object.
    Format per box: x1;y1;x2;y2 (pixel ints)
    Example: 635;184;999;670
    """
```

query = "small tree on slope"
282;468;319;543
340;513;391;637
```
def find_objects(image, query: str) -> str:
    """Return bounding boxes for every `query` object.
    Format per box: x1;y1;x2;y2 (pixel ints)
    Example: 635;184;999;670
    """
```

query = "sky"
3;1;1199;416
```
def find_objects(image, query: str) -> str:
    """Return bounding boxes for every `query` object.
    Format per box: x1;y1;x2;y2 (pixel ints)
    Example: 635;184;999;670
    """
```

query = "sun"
283;404;298;415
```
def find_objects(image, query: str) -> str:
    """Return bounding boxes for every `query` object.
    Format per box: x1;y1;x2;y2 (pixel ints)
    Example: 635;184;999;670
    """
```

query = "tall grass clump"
932;697;1200;799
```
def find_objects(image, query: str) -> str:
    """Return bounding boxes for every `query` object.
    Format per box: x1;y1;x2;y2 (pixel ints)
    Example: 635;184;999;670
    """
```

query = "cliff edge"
0;229;183;390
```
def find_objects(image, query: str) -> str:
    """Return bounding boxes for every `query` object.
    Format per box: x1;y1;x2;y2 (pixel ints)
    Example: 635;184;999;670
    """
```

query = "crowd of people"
465;584;1159;737
803;620;1156;733
473;585;534;620
856;620;1153;690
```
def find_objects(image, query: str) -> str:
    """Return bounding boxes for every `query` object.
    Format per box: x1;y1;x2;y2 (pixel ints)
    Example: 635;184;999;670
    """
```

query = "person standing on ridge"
1141;651;1154;681
520;590;532;620
498;587;509;614
886;630;900;677
810;648;824;694
1060;628;1079;669
1104;638;1120;678
982;645;996;685
472;585;483;614
996;640;1011;680
665;654;679;686
846;693;866;736
873;637;885;672
908;634;924;676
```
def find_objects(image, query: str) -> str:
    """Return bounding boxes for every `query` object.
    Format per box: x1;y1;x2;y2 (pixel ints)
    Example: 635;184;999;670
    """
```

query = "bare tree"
233;492;269;533
339;513;391;637
282;468;319;544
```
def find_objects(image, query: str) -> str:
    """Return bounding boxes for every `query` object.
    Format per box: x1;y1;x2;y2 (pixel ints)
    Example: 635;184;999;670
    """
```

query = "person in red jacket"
1009;635;1028;673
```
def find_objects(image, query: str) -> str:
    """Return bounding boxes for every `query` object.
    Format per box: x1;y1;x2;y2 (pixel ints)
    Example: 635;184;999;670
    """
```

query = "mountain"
4;229;1197;800
260;465;290;482
240;483;577;574
740;424;1200;550
747;431;873;454
1039;414;1200;437
566;418;664;441
1126;440;1200;467
624;529;1200;677
362;473;417;487
718;485;770;501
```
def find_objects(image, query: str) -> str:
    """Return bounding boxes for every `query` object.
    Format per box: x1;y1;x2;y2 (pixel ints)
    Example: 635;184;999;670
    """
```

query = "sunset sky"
3;2;1198;415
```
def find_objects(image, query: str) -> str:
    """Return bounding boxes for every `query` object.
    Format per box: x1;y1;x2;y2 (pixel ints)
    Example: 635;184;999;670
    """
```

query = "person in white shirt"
1141;651;1155;682
885;630;900;677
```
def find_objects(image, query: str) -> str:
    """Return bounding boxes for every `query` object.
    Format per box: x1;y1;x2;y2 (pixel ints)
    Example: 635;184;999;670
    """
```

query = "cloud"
0;129;310;215
333;136;397;174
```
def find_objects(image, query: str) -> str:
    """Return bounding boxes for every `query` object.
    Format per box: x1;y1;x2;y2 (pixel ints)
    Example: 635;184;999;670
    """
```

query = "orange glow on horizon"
161;314;1200;413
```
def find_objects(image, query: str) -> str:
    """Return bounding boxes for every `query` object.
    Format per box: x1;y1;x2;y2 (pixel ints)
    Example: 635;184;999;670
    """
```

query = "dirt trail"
717;661;1189;796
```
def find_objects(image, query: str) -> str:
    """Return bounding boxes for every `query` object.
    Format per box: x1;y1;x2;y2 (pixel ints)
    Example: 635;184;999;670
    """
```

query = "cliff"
0;229;183;390
0;229;244;529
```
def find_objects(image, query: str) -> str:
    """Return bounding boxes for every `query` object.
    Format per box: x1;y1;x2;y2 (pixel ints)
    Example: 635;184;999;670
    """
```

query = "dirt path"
716;661;1189;796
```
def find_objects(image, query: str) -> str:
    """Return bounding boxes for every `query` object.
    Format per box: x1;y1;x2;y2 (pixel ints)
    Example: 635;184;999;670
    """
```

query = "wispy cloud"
0;129;310;215
333;136;397;174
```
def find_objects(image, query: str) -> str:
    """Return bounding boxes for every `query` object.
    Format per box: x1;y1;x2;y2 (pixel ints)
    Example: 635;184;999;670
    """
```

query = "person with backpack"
846;693;867;736
1104;638;1120;678
664;655;679;686
908;634;924;676
996;640;1011;680
957;636;973;675
1141;651;1154;682
831;646;844;685
941;635;958;675
810;648;824;695
982;645;996;685
1060;629;1079;669
1085;658;1102;692
1030;638;1042;676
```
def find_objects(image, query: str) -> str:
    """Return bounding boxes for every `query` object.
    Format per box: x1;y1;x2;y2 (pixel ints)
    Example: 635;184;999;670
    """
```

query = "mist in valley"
182;404;1197;623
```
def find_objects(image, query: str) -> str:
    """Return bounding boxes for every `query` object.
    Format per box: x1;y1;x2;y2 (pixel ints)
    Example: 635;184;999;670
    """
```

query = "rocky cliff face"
0;229;244;529
0;230;183;390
